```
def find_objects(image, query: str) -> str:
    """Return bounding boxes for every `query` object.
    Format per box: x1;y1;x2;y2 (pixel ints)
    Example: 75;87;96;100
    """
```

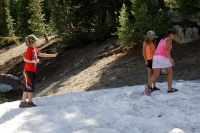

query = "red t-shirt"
24;47;40;72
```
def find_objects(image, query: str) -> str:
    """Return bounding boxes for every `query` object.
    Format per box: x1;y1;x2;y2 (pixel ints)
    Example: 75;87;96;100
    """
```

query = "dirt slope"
0;36;200;101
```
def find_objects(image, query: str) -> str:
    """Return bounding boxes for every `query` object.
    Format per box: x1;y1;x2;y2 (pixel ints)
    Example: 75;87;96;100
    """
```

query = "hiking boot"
19;102;28;108
27;102;37;107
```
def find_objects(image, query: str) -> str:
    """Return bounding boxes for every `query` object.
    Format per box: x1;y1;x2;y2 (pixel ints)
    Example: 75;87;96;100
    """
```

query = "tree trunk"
43;34;49;43
98;10;107;27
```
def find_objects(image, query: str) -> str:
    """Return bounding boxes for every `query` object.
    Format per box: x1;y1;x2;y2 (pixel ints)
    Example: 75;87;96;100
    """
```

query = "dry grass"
0;36;19;45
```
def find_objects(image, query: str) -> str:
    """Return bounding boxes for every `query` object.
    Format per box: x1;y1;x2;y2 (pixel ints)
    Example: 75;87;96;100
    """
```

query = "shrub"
0;36;19;46
116;1;172;44
116;4;134;44
177;0;200;19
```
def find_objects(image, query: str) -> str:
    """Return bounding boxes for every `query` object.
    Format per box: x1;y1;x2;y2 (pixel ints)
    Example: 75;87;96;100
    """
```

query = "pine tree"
116;4;134;44
17;0;31;36
28;0;47;36
177;0;200;19
0;0;7;36
5;0;15;36
116;0;171;44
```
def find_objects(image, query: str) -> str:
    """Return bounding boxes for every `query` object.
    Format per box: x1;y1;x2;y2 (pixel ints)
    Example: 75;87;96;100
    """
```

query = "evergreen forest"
0;0;199;47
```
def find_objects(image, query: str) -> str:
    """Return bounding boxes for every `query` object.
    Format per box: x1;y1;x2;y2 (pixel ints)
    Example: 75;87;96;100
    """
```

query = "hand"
169;58;175;67
145;61;148;66
34;59;40;63
52;53;58;57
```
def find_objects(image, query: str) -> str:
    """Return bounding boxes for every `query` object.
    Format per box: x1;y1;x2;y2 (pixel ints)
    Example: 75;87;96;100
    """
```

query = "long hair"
144;38;156;45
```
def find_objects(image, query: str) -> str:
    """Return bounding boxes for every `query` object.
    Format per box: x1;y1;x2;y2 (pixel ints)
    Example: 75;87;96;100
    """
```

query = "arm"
38;52;57;58
24;58;39;63
142;42;148;65
165;38;175;66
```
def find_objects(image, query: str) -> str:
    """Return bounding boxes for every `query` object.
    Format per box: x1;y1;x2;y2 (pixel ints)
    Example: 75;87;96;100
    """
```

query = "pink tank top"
154;37;172;58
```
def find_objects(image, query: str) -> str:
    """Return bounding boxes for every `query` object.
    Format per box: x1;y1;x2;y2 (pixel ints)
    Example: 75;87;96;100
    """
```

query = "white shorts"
152;55;172;68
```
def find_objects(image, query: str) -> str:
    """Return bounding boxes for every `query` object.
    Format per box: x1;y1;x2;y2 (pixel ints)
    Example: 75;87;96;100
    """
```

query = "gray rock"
168;9;182;23
173;25;200;43
0;84;13;92
108;45;115;50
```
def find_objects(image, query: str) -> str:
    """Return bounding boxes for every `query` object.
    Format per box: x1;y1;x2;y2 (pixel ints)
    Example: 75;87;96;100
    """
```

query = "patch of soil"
0;36;200;101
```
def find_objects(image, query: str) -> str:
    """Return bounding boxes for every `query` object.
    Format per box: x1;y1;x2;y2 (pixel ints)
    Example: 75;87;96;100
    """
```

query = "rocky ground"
0;36;200;102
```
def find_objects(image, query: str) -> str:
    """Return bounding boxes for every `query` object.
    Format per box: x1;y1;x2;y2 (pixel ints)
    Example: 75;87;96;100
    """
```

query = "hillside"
0;36;200;101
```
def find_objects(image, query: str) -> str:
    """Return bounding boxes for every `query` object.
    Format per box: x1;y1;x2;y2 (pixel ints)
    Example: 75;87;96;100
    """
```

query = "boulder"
168;9;182;23
0;73;24;91
173;25;200;44
0;83;13;92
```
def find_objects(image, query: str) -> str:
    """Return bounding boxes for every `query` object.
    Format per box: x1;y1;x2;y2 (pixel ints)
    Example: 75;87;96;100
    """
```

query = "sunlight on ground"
64;113;77;119
60;54;123;90
37;54;123;96
83;118;98;126
169;128;186;133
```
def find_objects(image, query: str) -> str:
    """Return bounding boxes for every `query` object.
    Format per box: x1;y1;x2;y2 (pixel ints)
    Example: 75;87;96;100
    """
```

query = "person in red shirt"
19;34;57;108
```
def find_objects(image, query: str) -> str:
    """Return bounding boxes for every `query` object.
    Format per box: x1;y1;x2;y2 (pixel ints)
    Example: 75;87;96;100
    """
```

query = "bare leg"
152;70;156;88
165;67;173;90
147;68;157;88
28;92;33;102
148;68;161;88
22;92;28;102
145;68;161;96
147;68;152;86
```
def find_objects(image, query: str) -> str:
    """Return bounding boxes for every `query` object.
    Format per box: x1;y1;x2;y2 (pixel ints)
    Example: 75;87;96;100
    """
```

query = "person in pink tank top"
144;28;178;96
